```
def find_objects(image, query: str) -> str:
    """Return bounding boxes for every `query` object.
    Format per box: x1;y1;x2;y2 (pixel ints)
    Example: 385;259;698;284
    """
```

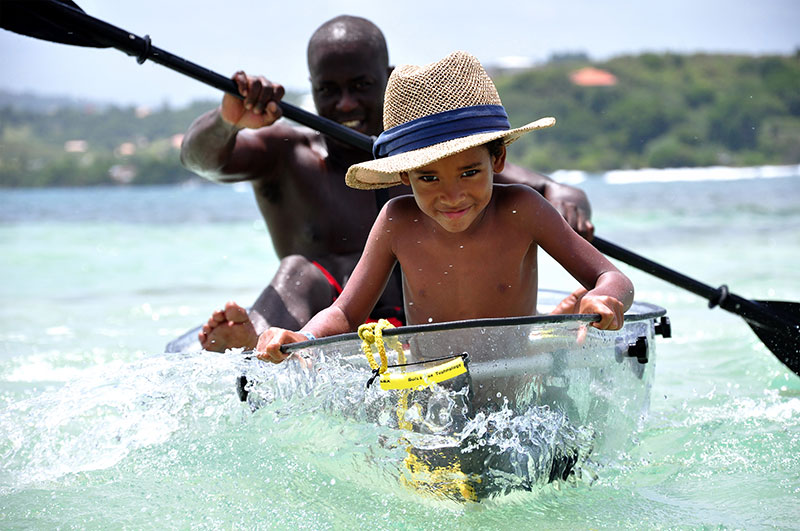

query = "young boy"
256;50;633;363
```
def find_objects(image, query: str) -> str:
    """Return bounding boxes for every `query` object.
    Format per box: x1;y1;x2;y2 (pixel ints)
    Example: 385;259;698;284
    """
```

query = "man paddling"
172;15;595;353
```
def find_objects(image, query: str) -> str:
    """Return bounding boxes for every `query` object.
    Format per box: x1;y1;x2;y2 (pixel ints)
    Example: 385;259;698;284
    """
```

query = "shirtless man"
174;15;594;353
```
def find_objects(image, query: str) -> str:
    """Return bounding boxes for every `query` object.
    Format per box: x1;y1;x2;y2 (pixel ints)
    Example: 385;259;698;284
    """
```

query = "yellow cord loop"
358;319;403;374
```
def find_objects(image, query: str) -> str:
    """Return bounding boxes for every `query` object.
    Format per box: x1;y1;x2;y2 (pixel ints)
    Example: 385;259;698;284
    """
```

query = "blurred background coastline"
1;51;798;188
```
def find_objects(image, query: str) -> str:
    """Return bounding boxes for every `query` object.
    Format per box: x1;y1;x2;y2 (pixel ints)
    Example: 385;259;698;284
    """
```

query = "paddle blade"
1;0;104;47
748;300;800;374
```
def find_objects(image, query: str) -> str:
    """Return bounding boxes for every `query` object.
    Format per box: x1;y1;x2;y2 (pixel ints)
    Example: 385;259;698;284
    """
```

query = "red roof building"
569;67;618;86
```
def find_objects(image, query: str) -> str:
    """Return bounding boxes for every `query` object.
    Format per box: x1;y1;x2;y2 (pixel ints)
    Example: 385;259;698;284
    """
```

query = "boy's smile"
401;145;506;233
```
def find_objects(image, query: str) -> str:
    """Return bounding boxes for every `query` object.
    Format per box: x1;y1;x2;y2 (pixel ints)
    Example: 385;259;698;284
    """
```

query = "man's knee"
276;254;312;274
272;255;331;295
274;255;320;285
261;254;338;323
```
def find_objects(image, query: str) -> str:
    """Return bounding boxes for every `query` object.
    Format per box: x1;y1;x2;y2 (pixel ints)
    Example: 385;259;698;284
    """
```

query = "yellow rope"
359;320;479;501
358;320;412;430
358;319;405;373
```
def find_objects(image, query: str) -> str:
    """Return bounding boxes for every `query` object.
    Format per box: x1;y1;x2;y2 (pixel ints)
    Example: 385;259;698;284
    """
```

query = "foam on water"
0;352;248;489
552;163;800;185
0;348;593;504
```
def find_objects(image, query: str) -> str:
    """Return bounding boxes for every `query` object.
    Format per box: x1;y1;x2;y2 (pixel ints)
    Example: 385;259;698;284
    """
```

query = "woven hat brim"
345;117;555;190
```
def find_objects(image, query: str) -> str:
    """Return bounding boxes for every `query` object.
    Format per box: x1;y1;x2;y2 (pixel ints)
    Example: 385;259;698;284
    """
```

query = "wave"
551;164;800;185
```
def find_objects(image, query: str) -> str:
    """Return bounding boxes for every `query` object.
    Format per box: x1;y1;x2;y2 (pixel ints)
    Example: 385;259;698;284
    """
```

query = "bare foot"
199;301;258;352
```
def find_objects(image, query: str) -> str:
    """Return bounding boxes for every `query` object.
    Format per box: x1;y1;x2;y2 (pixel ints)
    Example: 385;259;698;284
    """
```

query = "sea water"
1;168;799;529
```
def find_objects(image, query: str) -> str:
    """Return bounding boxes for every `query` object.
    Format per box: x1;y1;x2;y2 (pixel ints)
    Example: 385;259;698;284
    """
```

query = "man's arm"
495;162;594;240
180;71;287;183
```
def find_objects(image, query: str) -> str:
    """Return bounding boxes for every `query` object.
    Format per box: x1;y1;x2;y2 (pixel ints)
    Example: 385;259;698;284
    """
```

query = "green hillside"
497;52;800;172
1;52;798;187
0;100;219;186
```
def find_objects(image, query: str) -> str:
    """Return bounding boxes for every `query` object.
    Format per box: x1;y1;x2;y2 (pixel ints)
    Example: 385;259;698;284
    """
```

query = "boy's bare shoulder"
492;183;549;210
377;196;425;234
490;183;563;236
385;194;420;215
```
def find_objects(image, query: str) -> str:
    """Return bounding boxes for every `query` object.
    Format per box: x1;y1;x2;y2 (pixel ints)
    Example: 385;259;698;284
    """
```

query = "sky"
1;0;798;108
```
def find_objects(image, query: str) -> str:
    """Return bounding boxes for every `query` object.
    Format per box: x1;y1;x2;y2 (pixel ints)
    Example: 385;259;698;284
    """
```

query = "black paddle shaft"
1;0;374;154
593;237;798;334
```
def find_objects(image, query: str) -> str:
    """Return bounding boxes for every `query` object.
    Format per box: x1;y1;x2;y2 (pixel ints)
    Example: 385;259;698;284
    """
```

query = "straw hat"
345;51;555;189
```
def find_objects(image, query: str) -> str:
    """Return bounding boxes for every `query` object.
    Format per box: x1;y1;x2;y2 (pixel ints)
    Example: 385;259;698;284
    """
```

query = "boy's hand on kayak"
550;287;588;315
579;295;625;330
255;327;308;363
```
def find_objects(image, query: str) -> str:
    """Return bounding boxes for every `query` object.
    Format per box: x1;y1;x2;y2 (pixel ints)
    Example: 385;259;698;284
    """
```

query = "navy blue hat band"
373;104;510;159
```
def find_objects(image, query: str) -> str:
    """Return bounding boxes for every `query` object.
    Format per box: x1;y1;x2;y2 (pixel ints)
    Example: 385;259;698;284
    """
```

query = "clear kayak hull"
240;290;669;500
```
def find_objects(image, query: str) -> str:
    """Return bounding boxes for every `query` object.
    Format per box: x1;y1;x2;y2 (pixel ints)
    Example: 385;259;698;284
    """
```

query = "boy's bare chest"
398;233;538;322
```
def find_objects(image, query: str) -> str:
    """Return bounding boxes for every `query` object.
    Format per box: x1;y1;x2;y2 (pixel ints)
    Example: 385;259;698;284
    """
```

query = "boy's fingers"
576;324;588;344
255;328;294;363
258;348;288;364
591;308;623;330
591;313;610;329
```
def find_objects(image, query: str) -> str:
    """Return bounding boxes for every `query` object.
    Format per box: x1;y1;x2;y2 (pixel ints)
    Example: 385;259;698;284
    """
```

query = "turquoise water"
1;171;799;529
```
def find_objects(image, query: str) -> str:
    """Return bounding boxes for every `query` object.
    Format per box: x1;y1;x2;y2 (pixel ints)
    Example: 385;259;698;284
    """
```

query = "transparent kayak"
239;290;670;500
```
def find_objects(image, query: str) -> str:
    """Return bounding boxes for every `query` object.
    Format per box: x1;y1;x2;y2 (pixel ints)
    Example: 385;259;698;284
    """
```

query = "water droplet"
512;210;517;214
428;317;433;323
459;245;464;249
448;264;453;268
295;281;301;286
330;479;336;486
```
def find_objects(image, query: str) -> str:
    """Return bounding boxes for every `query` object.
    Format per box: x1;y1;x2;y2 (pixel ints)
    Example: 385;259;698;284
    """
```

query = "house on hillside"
569;67;618;87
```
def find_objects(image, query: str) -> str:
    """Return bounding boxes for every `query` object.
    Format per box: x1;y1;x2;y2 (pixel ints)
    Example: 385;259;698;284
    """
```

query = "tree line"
1;51;798;187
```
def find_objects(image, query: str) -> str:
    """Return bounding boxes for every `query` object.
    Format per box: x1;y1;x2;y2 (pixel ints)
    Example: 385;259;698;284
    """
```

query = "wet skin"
256;145;632;363
181;23;594;353
184;41;405;351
